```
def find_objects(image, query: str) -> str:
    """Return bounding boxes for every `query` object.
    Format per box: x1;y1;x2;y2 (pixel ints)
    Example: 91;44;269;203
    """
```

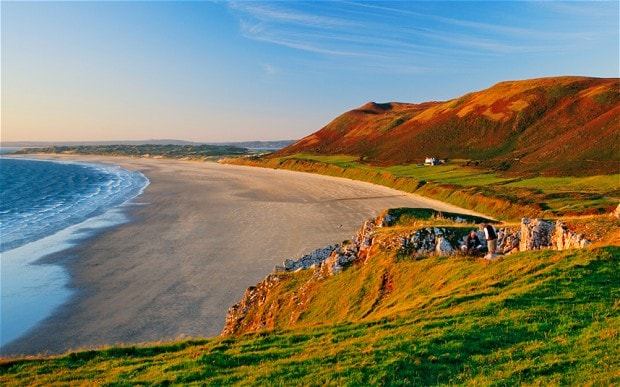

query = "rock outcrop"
222;215;383;336
553;220;591;250
384;226;471;258
272;215;591;271
222;273;283;335
222;209;592;336
273;218;378;275
276;245;338;272
519;218;555;251
519;218;590;251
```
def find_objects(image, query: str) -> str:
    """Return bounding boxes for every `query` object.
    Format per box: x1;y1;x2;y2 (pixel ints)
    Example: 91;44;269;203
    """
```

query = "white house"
424;157;440;166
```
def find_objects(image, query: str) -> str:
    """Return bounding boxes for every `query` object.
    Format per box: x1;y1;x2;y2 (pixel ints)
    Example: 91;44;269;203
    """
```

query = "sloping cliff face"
221;215;381;336
275;76;619;176
222;209;592;337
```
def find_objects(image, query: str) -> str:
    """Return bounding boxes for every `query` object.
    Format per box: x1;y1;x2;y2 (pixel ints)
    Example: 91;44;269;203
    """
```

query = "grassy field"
281;154;620;191
285;155;516;186
1;215;618;385
237;154;619;221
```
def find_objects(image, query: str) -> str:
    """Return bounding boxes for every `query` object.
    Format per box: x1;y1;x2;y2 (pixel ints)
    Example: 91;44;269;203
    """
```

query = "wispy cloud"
228;1;618;74
231;1;366;57
239;25;373;57
229;1;438;72
537;1;619;18
229;1;358;30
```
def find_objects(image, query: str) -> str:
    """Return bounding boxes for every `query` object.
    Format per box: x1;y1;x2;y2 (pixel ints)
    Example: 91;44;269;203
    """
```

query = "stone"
435;236;454;256
553;220;590;250
283;259;295;270
520;218;554;251
517;218;590;252
225;210;598;337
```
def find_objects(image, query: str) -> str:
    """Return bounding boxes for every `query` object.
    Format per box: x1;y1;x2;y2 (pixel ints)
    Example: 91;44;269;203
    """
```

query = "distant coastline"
0;147;23;154
0;139;296;151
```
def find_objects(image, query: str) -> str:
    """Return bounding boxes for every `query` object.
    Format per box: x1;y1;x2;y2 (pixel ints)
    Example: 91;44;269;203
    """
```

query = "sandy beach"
2;156;484;356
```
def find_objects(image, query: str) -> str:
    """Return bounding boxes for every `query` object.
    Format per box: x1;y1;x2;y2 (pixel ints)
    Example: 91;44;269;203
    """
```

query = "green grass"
2;152;618;385
385;163;514;186
283;154;512;186
506;174;620;193
281;153;359;166
2;245;618;385
284;154;619;192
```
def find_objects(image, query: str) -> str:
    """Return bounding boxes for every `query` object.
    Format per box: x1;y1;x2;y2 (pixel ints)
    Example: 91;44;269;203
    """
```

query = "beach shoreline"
1;156;485;357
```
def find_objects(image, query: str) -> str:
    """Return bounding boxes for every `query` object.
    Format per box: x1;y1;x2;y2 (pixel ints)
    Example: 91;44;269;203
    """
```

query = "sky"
2;1;618;143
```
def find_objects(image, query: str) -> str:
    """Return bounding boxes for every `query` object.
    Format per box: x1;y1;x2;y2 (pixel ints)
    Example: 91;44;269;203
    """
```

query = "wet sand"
2;156;484;356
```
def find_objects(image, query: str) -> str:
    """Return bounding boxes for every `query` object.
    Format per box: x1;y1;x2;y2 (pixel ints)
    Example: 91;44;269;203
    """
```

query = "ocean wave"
0;158;150;253
0;158;150;347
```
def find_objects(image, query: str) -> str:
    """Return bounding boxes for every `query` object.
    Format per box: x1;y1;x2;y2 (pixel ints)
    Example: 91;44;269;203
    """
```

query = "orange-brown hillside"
276;76;619;176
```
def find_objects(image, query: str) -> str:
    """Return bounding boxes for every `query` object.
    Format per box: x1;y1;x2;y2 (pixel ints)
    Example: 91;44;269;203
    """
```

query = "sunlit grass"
2;245;617;385
285;154;514;186
506;174;620;193
384;163;515;186
281;153;358;166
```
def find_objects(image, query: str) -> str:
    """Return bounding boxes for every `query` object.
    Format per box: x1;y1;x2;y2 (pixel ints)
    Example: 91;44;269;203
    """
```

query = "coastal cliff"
222;208;596;337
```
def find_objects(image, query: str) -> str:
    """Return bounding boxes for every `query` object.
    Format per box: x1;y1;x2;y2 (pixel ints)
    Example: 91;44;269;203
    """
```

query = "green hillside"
2;213;618;385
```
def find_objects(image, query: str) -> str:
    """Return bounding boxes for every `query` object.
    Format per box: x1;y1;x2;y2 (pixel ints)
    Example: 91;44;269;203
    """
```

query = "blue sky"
2;1;618;143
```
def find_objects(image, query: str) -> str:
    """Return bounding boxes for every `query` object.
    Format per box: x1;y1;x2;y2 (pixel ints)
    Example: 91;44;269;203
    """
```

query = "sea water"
0;157;149;348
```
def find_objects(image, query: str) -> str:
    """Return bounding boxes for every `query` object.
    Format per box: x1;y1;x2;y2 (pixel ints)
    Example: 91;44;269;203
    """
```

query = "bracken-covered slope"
277;76;619;176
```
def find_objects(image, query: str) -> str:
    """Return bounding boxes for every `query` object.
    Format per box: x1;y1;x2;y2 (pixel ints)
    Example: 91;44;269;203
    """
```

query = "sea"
0;154;149;348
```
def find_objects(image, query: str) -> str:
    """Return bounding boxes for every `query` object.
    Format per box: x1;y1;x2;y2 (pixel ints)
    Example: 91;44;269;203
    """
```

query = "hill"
276;76;619;176
1;210;618;385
